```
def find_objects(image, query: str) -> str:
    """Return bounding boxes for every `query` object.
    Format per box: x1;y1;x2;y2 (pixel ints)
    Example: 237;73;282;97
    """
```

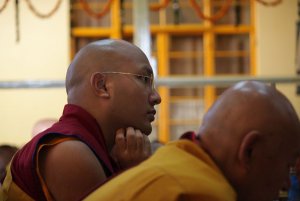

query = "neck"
197;134;211;156
97;120;116;152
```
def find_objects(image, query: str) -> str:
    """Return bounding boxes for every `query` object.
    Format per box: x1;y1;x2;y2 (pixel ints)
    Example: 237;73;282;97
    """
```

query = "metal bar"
0;80;65;89
155;76;300;87
0;76;300;89
133;0;151;60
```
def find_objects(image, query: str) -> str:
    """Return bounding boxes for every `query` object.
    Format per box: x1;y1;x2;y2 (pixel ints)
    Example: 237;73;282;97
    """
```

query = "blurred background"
0;0;299;147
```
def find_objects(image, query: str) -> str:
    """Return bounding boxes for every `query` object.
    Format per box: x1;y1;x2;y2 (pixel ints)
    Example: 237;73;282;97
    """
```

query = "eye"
137;75;150;84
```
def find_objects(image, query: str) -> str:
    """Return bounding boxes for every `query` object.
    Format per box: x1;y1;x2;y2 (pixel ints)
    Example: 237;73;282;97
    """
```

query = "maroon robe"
10;104;119;200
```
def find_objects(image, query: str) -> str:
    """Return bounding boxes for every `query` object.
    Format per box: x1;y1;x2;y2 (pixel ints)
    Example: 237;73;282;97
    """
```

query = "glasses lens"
101;72;155;89
150;75;154;89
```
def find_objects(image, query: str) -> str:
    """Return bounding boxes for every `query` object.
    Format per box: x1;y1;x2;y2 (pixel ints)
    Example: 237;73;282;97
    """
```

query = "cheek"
269;164;290;193
129;87;147;100
130;89;149;105
112;84;150;116
256;161;288;196
118;93;148;114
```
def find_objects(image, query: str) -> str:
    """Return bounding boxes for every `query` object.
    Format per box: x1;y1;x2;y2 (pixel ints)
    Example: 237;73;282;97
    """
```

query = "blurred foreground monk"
31;118;57;138
84;81;300;201
0;39;161;201
0;145;18;183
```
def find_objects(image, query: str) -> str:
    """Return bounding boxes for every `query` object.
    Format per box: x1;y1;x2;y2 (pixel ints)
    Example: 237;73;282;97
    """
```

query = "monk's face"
107;47;161;135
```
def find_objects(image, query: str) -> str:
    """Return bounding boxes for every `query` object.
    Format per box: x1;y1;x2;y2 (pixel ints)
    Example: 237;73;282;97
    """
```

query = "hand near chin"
111;127;151;169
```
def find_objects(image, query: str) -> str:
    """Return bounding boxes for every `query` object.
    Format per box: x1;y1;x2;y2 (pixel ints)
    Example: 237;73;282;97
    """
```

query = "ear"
90;72;110;98
237;130;261;172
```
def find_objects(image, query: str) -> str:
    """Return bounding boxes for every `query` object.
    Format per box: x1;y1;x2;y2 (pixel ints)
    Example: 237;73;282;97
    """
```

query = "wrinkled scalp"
200;81;299;140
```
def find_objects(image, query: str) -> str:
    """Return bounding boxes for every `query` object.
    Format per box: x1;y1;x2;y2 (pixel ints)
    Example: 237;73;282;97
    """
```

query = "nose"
149;88;161;106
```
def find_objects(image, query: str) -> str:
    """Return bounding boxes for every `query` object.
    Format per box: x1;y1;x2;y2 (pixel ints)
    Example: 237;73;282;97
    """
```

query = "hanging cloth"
172;0;180;25
296;0;300;75
15;0;19;42
296;0;300;95
234;0;241;26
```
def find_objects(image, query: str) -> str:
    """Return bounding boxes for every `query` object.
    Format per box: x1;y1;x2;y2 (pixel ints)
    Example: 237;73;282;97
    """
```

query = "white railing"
0;76;299;89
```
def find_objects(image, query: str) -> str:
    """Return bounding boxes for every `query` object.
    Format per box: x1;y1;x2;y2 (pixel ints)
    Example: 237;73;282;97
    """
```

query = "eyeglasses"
100;71;154;89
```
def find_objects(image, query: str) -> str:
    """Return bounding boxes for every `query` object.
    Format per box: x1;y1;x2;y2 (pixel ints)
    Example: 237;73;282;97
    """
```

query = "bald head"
200;81;299;141
66;39;148;97
198;81;300;201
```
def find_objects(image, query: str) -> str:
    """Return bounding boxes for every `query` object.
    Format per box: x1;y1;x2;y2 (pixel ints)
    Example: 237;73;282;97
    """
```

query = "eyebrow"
142;66;153;75
144;66;153;75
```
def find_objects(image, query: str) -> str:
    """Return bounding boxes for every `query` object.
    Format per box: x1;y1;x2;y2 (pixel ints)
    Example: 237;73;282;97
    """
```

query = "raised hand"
111;127;151;169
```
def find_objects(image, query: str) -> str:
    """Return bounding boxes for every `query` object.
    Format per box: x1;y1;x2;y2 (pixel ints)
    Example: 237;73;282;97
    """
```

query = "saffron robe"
84;137;236;201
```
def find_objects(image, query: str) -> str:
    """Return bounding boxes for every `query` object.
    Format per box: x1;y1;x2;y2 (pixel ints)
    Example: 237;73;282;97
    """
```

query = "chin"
142;124;152;136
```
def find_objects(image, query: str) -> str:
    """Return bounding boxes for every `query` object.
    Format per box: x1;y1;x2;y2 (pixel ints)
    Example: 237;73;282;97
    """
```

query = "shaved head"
200;81;299;143
66;39;148;95
198;81;300;201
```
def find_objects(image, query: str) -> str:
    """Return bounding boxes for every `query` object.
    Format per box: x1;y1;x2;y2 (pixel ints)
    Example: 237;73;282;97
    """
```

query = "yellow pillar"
250;0;256;75
203;0;216;111
157;33;170;143
111;0;122;39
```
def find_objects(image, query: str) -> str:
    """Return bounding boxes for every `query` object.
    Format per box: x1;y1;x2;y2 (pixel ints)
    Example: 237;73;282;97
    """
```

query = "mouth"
147;109;156;122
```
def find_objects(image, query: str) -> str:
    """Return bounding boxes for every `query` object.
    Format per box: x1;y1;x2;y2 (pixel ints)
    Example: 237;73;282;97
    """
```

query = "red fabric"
10;104;119;201
180;131;199;143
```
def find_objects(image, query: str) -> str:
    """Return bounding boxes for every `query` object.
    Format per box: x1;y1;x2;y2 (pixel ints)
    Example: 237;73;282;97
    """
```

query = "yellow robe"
84;139;236;201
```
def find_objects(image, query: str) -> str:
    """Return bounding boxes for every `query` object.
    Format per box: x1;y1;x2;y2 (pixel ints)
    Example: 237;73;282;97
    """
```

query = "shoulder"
38;140;107;200
39;140;105;176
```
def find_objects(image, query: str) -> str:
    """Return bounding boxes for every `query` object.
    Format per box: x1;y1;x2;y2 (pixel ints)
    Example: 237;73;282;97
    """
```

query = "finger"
126;127;137;153
135;130;144;153
143;134;151;156
115;128;126;152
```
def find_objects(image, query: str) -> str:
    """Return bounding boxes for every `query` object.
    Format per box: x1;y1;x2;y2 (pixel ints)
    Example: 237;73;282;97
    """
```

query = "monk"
0;145;18;182
31;118;57;138
1;39;161;201
84;81;300;201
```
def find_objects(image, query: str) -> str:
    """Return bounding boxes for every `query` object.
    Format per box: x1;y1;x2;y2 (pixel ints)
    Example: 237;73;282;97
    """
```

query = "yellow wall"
0;1;70;146
256;0;300;115
0;1;299;146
